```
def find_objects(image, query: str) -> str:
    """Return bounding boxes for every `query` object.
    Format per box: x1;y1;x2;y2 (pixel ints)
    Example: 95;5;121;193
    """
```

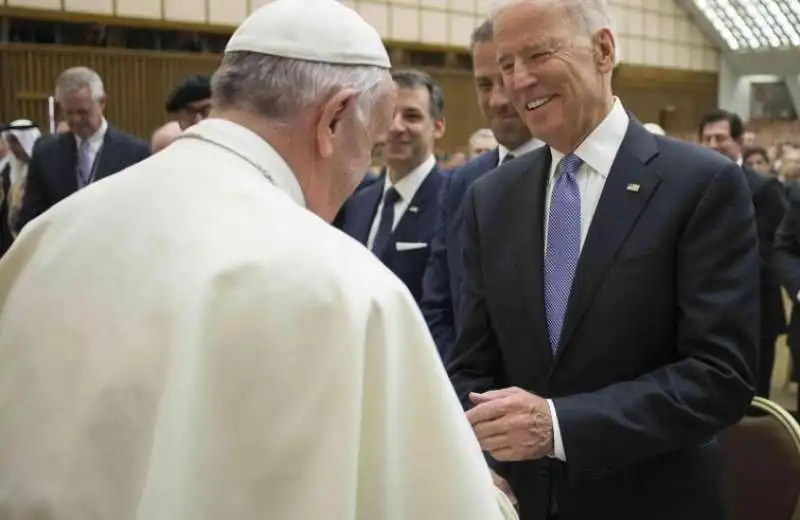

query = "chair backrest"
719;397;800;520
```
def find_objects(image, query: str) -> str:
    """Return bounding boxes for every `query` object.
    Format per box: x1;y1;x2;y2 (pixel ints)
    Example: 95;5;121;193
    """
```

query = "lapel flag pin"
408;206;419;213
626;183;640;192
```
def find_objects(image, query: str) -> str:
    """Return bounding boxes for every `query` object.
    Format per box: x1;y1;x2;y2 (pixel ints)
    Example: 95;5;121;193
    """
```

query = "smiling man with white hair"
449;0;758;519
0;1;516;519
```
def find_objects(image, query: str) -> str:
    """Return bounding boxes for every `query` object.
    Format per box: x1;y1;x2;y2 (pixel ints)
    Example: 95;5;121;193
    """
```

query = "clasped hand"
466;386;554;462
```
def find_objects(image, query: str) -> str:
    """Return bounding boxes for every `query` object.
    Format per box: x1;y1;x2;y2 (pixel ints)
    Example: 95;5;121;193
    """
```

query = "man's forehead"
703;120;731;135
394;86;430;110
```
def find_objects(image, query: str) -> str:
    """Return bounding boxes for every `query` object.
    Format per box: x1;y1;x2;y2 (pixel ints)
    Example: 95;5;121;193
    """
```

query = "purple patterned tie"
544;154;582;354
77;140;93;188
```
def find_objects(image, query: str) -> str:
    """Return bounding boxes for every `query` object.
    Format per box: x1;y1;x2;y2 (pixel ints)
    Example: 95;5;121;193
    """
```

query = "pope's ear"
316;88;358;159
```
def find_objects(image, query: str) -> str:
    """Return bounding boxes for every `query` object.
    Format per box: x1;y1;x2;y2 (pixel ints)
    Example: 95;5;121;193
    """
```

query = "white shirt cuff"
796;290;800;303
547;399;566;461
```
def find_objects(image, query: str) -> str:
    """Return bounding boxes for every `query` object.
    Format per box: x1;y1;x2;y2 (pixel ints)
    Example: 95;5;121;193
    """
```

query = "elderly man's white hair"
55;66;105;102
492;0;619;65
211;52;391;124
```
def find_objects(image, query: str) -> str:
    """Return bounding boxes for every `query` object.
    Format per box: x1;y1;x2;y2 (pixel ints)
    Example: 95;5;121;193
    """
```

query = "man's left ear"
433;117;446;140
316;88;358;159
593;28;616;73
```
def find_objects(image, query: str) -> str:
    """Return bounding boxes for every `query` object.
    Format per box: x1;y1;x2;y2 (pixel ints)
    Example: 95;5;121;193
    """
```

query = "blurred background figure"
468;128;497;158
151;120;182;153
779;146;800;184
743;146;774;176
166;75;212;130
15;66;150;233
0;119;41;256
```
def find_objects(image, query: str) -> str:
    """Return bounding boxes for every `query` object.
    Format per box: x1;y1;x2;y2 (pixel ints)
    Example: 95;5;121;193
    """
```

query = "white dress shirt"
75;118;108;174
366;154;436;250
545;97;630;461
497;138;544;165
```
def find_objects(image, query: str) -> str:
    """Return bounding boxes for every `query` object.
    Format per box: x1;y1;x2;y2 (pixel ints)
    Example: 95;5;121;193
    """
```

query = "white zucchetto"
226;0;391;69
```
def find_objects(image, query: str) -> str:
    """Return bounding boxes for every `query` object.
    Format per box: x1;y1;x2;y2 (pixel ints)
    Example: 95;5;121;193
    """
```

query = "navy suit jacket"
420;149;499;360
449;119;757;520
17;126;150;232
339;165;446;302
331;170;382;229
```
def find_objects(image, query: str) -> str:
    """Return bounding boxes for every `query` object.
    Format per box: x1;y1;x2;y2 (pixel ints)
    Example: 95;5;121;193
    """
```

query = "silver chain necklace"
174;132;276;186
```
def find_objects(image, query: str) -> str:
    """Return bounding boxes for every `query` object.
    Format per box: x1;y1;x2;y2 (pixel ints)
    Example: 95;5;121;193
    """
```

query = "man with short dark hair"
420;17;541;361
699;108;787;398
338;68;448;303
166;75;212;130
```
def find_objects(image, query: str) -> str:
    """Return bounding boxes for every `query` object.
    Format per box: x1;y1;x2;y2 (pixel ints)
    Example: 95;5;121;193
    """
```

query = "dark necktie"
500;152;515;165
371;187;400;256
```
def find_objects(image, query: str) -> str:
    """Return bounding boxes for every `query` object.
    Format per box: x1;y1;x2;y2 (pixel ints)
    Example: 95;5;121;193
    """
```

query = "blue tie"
544;154;582;354
371;187;400;256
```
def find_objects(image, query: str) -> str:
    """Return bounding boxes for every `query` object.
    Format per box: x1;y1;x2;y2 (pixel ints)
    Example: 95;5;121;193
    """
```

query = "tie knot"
384;186;400;205
501;152;515;165
560;154;582;179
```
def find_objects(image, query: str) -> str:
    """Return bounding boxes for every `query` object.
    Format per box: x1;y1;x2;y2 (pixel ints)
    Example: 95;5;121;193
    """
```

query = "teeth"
527;96;551;110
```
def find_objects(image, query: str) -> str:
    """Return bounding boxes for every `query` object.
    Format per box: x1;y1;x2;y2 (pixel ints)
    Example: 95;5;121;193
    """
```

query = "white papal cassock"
0;119;517;520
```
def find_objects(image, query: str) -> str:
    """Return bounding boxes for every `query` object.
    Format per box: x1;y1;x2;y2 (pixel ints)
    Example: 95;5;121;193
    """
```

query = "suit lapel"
555;122;662;360
93;129;115;181
61;133;79;194
510;150;553;374
352;183;382;244
380;166;439;259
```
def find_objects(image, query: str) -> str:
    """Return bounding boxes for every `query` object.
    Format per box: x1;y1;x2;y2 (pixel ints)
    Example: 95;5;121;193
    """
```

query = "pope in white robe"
0;1;517;519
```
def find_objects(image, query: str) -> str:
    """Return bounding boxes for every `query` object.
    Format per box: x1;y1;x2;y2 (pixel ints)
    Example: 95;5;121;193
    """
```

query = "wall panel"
7;0;61;10
162;0;204;23
0;44;220;138
116;0;160;19
63;0;112;15
2;0;722;72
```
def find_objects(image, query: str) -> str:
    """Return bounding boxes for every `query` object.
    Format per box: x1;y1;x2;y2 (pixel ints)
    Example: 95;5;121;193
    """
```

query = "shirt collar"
550;97;629;178
184;118;306;208
498;138;544;164
384;154;436;201
76;118;108;148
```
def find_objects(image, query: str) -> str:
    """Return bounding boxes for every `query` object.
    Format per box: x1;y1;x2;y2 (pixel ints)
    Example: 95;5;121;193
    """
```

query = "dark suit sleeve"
15;142;50;233
135;138;151;162
752;175;786;273
447;183;508;475
447;185;504;405
553;161;758;477
420;174;456;360
774;182;800;296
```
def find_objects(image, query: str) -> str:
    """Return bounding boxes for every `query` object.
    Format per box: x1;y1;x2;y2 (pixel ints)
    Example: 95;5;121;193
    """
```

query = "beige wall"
5;0;720;71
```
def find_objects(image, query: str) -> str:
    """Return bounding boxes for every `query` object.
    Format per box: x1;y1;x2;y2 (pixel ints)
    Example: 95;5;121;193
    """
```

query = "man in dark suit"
448;2;758;520
773;181;800;413
699;109;787;398
17;66;150;232
420;18;541;362
339;69;446;303
331;168;382;229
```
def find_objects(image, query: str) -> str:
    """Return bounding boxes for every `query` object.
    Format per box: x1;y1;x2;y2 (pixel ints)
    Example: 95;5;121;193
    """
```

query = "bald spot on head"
151;121;182;153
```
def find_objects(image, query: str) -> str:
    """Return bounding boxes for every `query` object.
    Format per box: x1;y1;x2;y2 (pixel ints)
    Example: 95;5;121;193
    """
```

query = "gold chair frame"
750;397;800;520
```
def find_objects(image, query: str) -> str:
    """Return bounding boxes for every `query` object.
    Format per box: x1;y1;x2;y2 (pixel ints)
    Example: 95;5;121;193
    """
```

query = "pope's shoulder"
271;207;418;308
